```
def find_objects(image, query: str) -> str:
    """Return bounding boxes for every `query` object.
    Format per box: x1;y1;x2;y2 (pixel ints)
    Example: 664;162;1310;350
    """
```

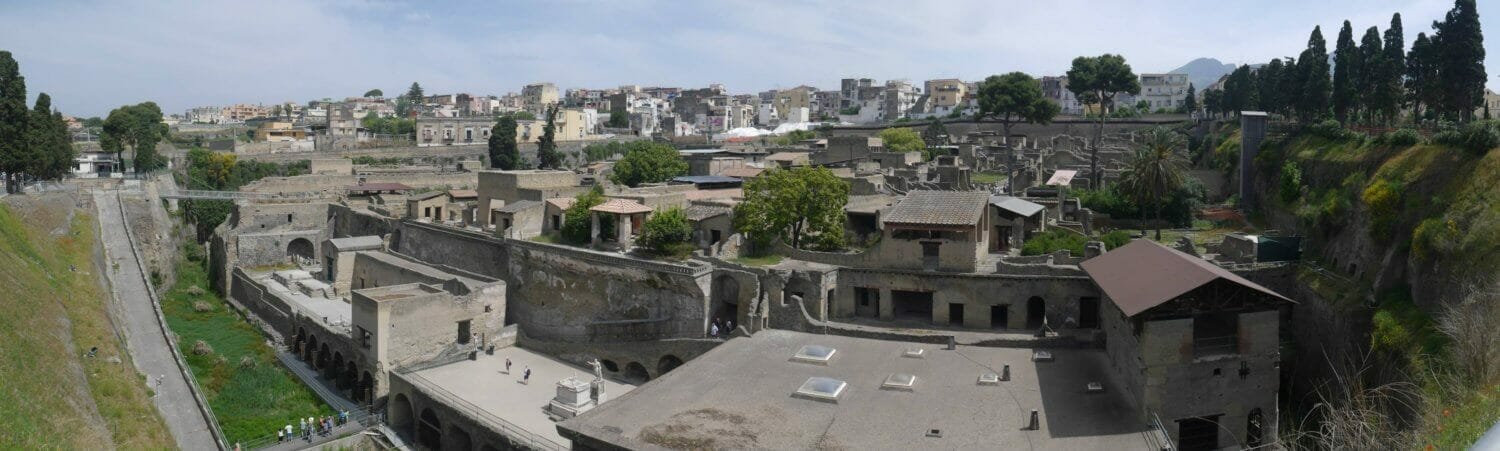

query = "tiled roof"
882;190;990;226
684;204;733;221
544;197;577;210
590;198;652;215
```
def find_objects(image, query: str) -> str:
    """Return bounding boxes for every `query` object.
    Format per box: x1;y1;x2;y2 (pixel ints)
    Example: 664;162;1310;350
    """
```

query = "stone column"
617;213;632;246
878;288;894;321
590;211;601;245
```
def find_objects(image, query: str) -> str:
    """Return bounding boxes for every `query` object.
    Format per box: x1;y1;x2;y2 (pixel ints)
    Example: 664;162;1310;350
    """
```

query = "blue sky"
0;0;1493;117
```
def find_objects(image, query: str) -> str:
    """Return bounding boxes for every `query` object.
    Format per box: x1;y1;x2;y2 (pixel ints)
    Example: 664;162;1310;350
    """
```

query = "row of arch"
294;327;375;403
596;354;683;384
389;393;506;451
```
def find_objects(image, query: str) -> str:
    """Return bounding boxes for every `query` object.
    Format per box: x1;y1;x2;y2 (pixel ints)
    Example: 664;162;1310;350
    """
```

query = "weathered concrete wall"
505;239;713;340
1137;310;1282;449
329;203;398;240
397;221;508;279
244;172;477;195
833;268;1097;330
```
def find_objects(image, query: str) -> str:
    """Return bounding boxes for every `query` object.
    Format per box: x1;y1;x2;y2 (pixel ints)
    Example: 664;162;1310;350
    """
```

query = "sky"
0;0;1494;117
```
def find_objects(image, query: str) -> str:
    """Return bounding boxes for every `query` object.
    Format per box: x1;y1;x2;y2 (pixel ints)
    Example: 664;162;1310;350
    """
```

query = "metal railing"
399;372;569;451
1146;412;1176;451
239;406;386;450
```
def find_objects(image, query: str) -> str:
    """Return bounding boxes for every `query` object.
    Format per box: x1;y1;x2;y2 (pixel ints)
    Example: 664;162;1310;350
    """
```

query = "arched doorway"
712;275;740;325
1026;297;1046;329
305;335;320;362
294;327;306;353
657;355;684;375
623;362;650;384
287;238;314;264
342;360;357;391
317;343;330;371
329;352;345;383
1246;408;1265;447
417;408;442;450
600;359;619;373
388;393;413;437
359;371;374;403
447;425;472;451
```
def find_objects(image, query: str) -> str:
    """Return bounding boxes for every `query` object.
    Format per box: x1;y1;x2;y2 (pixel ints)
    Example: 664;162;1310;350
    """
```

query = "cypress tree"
1183;84;1197;115
1432;0;1486;121
1379;14;1406;124
536;105;562;169
0;51;27;193
1332;21;1358;124
27;93;52;179
1407;32;1436;120
1357;26;1384;124
489;114;519;170
1298;27;1332;123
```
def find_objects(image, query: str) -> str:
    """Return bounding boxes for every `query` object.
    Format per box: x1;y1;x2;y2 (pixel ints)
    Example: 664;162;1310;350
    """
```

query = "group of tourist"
275;411;352;443
709;317;734;338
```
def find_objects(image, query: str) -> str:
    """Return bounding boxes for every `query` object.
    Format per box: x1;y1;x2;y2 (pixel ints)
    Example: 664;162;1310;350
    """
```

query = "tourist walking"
505;357;512;374
523;366;531;384
710;322;720;338
276;429;283;443
284;423;292;442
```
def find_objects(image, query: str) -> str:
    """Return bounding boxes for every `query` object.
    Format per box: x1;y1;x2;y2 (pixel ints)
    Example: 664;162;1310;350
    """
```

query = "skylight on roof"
882;373;917;391
902;347;925;358
792;345;837;365
795;377;847;401
978;373;1000;385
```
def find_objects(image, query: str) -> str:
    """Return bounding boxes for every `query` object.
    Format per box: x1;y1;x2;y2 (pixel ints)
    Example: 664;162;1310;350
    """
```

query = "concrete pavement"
94;190;221;450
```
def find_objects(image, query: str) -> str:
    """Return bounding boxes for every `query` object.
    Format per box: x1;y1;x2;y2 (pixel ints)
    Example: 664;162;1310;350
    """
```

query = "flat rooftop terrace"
559;330;1160;450
403;346;638;448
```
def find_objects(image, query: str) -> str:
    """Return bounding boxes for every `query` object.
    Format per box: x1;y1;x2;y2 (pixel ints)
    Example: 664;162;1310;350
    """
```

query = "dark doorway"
1247;408;1265;447
623;362;650;383
710;229;722;244
948;303;965;326
389;394;413;437
921;242;940;270
1078;297;1100;329
713;275;740;326
891;290;934;322
418;408;442;450
456;320;471;344
1026;297;1046;329
993;226;1012;252
658;355;683;375
1177;416;1221;451
991;305;1009;329
854;287;879;318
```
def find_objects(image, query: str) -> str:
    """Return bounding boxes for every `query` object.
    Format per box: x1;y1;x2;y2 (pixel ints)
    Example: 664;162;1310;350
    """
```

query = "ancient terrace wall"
210;201;331;293
385;218;717;342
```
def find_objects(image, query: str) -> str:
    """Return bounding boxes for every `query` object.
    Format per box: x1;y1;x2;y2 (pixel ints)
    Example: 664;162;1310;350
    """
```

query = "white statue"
589;358;603;382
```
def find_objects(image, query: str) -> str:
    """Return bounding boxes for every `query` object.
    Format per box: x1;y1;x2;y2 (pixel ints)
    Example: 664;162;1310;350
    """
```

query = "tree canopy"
637;207;694;258
609;141;687;187
561;185;611;245
607;110;629;128
536;105;563;169
363;89;383;98
1066;54;1139;188
489;115;519;170
878;127;924;153
733;166;849;250
0;51;29;193
1119;128;1189;240
101;102;169;173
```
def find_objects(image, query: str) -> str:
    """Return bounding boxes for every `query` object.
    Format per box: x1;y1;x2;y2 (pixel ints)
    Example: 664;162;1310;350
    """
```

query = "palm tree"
1120;128;1188;240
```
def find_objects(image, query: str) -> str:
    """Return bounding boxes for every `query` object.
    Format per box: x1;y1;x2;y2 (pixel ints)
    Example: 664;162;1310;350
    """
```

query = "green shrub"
1308;119;1351;140
1279;161;1302;204
1379;128;1422;147
1457;120;1500;155
1099;230;1132;250
561;186;610;244
637;208;694;257
1361;179;1403;240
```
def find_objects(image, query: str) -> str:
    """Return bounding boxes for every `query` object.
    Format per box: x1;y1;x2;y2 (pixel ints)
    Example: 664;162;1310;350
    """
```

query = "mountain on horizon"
1168;58;1237;90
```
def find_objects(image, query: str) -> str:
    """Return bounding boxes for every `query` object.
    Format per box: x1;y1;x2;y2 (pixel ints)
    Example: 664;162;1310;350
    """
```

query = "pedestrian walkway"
94;191;221;450
275;350;360;413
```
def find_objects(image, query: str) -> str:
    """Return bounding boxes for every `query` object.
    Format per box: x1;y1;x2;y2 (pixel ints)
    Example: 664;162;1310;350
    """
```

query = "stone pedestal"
547;377;596;418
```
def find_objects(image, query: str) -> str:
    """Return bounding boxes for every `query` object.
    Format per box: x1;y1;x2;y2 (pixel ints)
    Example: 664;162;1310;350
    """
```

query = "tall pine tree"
1332;21;1358;124
1407;32;1438;120
1357;26;1384;124
1377;14;1406;125
1298;27;1332;123
0;51;28;193
536;105;562;169
1183;83;1197;115
1432;0;1486;121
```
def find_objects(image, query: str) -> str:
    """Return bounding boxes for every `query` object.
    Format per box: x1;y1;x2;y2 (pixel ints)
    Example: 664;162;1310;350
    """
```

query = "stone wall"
397;221;508;279
833;268;1097;330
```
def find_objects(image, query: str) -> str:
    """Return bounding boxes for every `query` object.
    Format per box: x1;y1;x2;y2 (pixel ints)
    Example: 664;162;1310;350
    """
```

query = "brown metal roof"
882;190;990;227
1079;239;1292;317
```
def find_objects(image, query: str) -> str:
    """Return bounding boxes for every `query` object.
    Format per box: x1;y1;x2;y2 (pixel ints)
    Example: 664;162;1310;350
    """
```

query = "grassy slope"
1269;134;1500;448
0;200;173;449
162;246;330;444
